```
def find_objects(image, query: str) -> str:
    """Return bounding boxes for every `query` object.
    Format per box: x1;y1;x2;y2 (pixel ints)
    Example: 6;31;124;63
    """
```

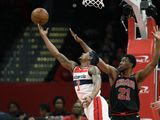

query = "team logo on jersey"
73;74;87;79
115;79;135;89
135;55;150;63
139;86;149;94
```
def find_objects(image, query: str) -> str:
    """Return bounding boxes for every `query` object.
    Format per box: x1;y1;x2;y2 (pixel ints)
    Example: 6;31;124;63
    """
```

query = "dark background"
0;0;159;118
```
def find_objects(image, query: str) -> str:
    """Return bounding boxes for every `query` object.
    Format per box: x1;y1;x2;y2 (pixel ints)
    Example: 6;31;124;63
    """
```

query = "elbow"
97;82;101;90
98;85;101;90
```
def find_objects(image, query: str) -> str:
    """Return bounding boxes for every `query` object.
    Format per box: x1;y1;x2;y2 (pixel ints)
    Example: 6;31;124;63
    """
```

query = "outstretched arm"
136;26;160;83
69;28;92;52
82;66;101;108
38;25;77;72
70;28;118;85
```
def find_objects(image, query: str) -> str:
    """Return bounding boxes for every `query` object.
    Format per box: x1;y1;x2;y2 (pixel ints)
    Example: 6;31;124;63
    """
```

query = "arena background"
0;0;160;118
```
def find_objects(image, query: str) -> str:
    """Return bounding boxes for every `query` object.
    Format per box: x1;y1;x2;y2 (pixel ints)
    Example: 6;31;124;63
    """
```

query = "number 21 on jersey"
118;87;131;101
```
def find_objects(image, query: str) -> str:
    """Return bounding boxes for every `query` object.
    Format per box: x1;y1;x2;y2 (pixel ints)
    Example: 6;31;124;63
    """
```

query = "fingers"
153;26;156;33
150;101;160;110
69;28;73;33
37;24;43;30
82;100;89;108
37;24;40;29
69;28;72;32
82;102;87;108
69;28;74;33
46;27;49;33
150;103;155;108
153;25;160;33
151;105;160;110
37;24;49;32
82;97;87;101
46;27;49;31
69;28;76;36
152;32;156;37
82;96;92;108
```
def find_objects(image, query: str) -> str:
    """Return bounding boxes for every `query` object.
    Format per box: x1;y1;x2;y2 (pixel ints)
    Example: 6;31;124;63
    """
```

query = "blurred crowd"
0;96;88;120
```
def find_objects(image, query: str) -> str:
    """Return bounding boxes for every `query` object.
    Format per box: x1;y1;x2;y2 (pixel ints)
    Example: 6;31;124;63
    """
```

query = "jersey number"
118;88;131;101
77;80;80;91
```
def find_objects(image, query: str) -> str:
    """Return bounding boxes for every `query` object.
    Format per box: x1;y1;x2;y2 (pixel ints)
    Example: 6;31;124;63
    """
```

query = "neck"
121;69;133;77
80;62;90;67
74;115;81;120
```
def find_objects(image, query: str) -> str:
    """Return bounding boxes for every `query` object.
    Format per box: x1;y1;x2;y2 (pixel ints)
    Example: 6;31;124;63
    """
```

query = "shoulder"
71;61;78;67
88;65;101;75
71;61;79;72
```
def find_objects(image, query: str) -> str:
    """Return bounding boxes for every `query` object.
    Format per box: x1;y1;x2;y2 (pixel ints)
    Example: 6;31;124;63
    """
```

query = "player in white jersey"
38;24;110;120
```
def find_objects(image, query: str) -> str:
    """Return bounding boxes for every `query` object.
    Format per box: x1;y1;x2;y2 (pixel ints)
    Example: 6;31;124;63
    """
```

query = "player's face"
79;52;90;62
118;57;131;72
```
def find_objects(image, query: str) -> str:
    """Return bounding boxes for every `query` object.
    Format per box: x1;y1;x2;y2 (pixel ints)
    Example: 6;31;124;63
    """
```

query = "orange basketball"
31;8;49;25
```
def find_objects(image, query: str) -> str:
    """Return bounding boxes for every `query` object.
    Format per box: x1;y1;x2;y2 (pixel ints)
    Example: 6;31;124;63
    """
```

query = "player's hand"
69;28;82;43
38;24;49;36
152;26;160;41
150;101;160;110
82;96;92;108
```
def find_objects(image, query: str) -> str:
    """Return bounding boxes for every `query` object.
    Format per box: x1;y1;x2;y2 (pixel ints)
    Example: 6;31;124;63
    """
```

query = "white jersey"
73;66;110;120
73;66;100;102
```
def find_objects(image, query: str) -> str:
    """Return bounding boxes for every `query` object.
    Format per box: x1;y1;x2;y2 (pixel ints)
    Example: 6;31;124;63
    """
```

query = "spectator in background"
28;117;35;120
8;101;28;120
8;101;22;118
63;100;87;120
40;104;51;118
0;111;13;120
51;96;69;119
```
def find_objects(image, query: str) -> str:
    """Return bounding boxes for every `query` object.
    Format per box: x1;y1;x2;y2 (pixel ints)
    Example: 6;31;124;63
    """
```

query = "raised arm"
82;66;101;108
70;28;118;85
136;26;160;83
69;28;92;52
38;25;77;72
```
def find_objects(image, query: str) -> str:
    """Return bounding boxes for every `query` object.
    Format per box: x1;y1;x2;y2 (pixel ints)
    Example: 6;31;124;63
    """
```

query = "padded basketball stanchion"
127;17;160;120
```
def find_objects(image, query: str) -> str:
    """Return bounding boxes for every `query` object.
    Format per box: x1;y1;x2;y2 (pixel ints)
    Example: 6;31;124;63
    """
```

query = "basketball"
31;8;49;25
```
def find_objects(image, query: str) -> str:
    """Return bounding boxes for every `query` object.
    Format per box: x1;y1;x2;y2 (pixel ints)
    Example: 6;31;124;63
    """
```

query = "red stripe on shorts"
97;97;102;120
93;97;103;120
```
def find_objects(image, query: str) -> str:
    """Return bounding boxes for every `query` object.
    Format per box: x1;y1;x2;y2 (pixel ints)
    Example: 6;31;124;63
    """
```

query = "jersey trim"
73;80;93;86
111;112;139;116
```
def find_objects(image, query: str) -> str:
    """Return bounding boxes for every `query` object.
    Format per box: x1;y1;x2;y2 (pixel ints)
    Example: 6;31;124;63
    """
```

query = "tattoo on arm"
89;66;101;99
57;53;76;72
